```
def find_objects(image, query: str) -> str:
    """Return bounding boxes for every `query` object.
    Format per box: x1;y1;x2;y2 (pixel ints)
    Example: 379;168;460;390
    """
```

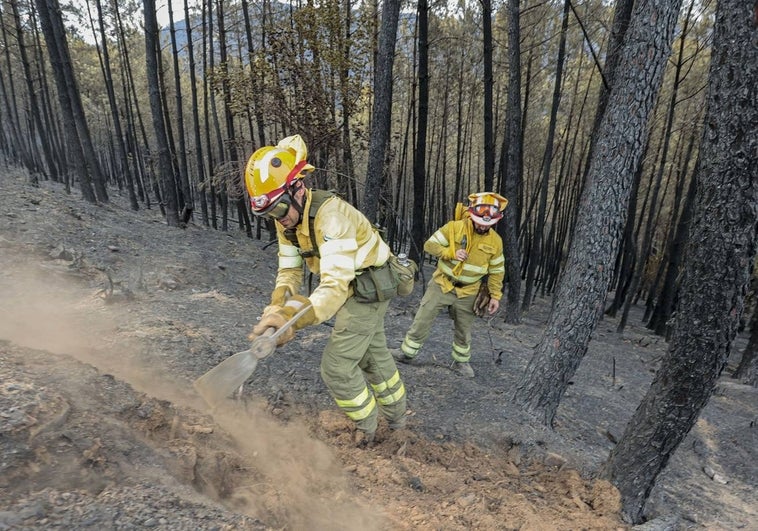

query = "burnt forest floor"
0;167;756;531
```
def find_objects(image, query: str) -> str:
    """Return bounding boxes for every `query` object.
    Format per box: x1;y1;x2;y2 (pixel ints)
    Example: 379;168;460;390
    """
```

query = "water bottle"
397;252;410;266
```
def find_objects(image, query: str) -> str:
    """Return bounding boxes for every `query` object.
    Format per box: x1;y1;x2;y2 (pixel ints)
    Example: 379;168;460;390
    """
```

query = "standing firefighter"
245;134;407;445
394;192;507;377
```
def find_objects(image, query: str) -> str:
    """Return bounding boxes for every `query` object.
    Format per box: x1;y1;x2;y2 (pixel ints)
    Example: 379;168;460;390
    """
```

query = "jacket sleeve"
423;221;456;261
273;225;304;299
487;236;505;300
307;209;358;323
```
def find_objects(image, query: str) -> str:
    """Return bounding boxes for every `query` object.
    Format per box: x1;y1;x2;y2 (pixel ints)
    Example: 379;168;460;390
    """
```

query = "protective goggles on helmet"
469;204;502;222
251;190;292;219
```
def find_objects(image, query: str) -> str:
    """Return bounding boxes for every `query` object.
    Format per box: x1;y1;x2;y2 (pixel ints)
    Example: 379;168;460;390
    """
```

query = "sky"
68;0;188;30
67;0;191;44
154;0;192;26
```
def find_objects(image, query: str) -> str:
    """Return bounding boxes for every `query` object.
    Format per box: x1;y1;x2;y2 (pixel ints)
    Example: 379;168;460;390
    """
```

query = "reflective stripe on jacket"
424;219;505;299
274;189;392;323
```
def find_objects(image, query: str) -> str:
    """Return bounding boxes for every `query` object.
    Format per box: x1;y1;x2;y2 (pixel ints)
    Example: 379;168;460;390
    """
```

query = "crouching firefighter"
245;134;407;445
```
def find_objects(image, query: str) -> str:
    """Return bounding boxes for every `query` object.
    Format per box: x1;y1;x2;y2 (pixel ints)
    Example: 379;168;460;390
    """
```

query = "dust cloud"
0;253;386;530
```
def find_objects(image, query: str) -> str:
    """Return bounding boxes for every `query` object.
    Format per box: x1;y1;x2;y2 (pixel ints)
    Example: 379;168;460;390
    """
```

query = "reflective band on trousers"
374;382;405;406
371;369;401;393
335;387;377;421
453;342;471;355
401;337;422;356
371;371;406;405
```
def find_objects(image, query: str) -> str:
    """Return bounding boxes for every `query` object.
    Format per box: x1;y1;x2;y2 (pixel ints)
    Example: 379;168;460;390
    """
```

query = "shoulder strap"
287;189;337;258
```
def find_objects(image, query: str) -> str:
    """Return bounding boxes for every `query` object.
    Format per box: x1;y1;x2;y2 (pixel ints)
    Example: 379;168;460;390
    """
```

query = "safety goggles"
470;204;502;220
251;191;292;220
265;195;292;220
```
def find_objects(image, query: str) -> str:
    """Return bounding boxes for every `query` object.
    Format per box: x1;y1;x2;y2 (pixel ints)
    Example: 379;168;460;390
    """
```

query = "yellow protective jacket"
273;189;392;323
424;218;505;299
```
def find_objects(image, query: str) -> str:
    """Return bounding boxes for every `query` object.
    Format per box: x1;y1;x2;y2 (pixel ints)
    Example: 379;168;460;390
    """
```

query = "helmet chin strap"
288;181;306;219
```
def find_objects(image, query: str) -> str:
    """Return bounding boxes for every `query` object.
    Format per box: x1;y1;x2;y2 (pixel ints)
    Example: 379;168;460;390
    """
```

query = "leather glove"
473;282;491;317
248;295;317;346
270;286;291;307
281;294;317;330
249;311;293;346
262;286;291;316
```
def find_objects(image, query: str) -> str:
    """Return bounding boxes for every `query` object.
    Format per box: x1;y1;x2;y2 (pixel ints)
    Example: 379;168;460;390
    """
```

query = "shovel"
193;304;312;407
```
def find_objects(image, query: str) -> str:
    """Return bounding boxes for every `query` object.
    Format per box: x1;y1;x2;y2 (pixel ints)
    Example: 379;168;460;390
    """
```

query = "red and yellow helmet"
245;135;315;215
468;192;508;226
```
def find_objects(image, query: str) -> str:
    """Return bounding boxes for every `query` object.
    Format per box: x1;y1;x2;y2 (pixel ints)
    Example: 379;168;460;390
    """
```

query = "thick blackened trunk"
602;0;758;522
734;308;758;386
499;0;523;325
513;0;685;426
410;0;428;266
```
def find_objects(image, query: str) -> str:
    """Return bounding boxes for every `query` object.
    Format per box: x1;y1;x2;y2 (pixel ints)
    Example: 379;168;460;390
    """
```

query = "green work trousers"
320;296;407;434
401;279;476;362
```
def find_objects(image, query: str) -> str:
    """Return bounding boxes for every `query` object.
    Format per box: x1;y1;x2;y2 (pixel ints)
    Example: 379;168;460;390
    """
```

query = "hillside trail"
0;169;755;530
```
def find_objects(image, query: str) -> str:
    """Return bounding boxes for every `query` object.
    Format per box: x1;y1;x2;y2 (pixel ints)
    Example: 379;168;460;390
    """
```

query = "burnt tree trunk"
410;0;429;266
521;0;570;311
185;0;209;225
35;0;102;201
733;308;758;386
499;0;523;325
601;0;758;522
513;0;684;426
362;0;400;223
94;0;138;210
482;0;494;191
143;0;179;226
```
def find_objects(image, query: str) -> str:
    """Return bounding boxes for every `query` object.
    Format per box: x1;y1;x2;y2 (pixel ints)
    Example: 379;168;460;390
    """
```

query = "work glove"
249;310;293;346
248;294;317;346
270;286;291;307
262;286;291;316
473;282;491;318
281;294;318;330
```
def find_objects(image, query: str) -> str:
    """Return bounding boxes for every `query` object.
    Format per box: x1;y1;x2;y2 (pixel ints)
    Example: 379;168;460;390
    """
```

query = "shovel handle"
269;303;313;341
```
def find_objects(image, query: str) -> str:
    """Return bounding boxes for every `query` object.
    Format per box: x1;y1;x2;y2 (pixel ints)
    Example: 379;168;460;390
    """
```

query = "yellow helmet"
245;134;315;215
467;192;508;226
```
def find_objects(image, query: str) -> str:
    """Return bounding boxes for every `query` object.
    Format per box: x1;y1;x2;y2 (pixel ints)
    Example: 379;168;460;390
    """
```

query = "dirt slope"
0;169;755;530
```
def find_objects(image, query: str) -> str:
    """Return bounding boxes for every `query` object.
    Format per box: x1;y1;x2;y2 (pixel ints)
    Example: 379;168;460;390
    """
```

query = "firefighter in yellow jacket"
245;135;406;444
394;192;507;377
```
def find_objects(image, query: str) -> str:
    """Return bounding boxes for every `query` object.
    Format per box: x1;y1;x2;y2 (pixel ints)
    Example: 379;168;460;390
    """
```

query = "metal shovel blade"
193;348;259;407
193;303;312;407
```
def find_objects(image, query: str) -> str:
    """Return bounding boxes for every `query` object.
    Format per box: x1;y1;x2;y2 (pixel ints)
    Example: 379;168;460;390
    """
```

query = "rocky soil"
0;167;756;530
